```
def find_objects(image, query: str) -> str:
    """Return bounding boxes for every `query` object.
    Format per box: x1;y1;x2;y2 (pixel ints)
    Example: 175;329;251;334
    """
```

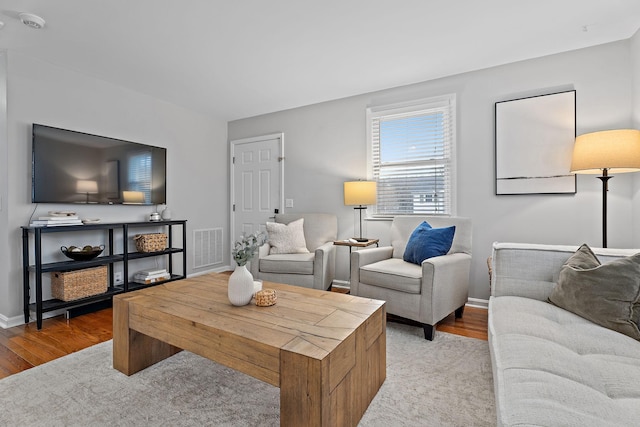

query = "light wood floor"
0;292;487;380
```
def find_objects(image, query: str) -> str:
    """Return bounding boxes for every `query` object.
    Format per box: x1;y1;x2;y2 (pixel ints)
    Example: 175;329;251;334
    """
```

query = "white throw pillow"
266;219;310;254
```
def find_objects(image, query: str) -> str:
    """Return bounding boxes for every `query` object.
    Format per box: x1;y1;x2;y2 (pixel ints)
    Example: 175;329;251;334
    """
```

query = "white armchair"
250;213;337;290
350;216;472;340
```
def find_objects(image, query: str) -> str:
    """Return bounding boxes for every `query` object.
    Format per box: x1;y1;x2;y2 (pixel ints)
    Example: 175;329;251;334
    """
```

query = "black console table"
21;220;187;329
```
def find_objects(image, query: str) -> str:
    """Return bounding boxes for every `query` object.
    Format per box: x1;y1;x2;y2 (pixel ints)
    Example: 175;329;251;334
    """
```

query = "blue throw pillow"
403;222;456;265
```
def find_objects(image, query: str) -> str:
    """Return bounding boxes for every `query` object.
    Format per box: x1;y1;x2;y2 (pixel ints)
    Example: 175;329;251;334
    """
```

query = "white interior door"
230;134;283;261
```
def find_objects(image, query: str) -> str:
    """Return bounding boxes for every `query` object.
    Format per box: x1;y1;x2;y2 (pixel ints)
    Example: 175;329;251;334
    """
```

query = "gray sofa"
489;242;640;426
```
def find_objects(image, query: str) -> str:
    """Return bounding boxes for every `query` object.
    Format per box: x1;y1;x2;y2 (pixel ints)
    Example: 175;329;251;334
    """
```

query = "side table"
333;239;379;290
333;238;379;252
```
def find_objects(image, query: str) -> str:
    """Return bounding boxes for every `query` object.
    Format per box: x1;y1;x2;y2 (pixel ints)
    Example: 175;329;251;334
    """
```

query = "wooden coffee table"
113;273;386;426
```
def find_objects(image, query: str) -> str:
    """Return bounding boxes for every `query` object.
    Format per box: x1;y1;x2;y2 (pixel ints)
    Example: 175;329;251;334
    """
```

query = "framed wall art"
495;90;576;195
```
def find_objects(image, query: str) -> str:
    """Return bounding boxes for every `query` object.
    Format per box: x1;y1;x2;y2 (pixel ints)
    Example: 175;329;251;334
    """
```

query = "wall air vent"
193;228;223;268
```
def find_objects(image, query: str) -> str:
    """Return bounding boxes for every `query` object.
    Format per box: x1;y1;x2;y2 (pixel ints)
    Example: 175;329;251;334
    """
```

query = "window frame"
366;94;457;218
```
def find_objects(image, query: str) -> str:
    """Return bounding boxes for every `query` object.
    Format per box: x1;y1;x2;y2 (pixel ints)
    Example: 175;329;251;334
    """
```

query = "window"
367;94;456;216
127;151;152;203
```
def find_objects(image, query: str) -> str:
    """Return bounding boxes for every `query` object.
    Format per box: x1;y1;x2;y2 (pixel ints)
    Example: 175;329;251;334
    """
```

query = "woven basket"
255;289;277;307
51;266;108;301
134;233;167;252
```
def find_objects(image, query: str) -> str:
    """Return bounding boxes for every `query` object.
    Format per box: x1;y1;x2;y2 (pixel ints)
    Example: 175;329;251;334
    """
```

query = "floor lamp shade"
344;181;377;242
570;129;640;248
571;129;640;174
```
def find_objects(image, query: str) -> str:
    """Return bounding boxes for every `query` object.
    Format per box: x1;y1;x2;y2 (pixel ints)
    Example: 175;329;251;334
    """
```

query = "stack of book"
133;269;171;284
30;215;83;227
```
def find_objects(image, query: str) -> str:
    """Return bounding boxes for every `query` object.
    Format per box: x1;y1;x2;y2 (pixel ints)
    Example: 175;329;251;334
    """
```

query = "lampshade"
571;129;640;174
76;180;98;194
344;181;377;206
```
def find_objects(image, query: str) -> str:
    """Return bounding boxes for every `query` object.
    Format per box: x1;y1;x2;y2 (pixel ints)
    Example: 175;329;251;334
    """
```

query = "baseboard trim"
190;265;232;277
0;308;67;329
0;313;25;329
331;279;350;289
466;297;488;309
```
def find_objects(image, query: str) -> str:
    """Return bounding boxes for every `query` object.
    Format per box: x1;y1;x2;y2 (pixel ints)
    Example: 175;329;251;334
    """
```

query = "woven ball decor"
255;289;277;306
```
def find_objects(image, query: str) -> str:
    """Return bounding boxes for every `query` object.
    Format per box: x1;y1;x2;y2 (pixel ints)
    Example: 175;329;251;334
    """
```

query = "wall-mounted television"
32;124;166;205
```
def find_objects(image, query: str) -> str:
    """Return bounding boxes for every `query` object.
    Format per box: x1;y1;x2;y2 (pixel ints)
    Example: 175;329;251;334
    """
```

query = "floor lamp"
570;129;640;248
344;180;377;242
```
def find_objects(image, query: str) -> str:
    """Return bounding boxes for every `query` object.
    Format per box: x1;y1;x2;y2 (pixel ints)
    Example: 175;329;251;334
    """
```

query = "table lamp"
570;129;640;247
344;180;377;242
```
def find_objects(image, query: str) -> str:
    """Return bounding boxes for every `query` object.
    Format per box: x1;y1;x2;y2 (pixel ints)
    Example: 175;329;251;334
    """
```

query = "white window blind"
127;151;152;203
368;95;456;216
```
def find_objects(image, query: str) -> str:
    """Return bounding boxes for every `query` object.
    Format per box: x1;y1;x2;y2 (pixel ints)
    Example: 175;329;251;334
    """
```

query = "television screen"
32;124;166;205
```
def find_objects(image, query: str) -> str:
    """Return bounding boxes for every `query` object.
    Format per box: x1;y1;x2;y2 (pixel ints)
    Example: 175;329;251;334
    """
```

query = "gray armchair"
350;216;472;340
250;213;337;290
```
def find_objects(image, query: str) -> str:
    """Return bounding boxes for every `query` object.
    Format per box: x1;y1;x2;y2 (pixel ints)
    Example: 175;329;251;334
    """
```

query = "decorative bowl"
61;245;105;261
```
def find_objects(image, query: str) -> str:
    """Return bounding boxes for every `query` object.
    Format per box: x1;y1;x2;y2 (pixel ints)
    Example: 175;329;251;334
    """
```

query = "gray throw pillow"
564;243;601;269
548;244;640;341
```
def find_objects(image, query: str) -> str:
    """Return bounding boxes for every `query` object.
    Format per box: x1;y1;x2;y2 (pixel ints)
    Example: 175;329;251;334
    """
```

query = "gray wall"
229;40;637;303
0;51;229;326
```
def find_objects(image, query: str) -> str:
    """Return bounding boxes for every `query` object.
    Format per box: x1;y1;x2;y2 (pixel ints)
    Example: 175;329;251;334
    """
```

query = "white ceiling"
1;1;640;121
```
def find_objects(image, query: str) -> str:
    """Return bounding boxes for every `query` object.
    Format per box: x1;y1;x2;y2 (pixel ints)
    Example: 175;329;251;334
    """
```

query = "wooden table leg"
279;306;386;427
280;347;324;426
112;295;181;375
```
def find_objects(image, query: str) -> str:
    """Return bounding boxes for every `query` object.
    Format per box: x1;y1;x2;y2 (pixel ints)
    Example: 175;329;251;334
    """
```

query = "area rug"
0;322;495;426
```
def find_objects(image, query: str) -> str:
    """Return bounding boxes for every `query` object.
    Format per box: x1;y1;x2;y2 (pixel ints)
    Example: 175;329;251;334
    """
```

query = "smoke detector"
18;13;45;29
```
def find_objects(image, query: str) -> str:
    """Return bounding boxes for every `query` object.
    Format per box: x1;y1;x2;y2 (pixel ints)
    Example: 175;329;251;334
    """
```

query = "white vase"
228;264;254;306
161;206;172;220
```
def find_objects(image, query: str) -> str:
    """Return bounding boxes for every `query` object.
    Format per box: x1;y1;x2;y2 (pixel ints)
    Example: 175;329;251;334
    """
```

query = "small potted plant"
228;231;266;306
232;231;266;267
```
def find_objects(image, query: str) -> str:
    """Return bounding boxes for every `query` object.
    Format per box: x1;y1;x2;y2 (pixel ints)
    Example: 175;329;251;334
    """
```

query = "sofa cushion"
259;253;315;275
489;295;640;426
403;221;456;265
266;218;310;254
548;244;640;341
360;258;423;294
